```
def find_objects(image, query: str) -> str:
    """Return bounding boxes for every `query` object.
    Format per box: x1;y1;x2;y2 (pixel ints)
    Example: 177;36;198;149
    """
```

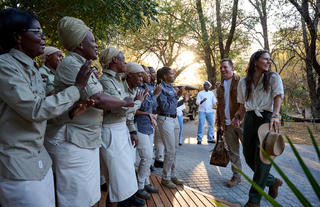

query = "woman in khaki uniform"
0;8;93;207
46;17;133;207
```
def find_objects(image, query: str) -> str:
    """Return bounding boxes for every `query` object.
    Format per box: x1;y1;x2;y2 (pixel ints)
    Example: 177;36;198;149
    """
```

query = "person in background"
234;50;284;207
196;81;217;144
39;46;63;96
216;58;243;187
176;90;186;146
99;48;145;207
134;66;162;200
0;8;93;207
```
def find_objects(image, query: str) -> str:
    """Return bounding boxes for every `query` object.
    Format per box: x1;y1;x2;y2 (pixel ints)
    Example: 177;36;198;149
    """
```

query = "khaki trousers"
136;132;154;189
224;125;243;178
157;116;179;180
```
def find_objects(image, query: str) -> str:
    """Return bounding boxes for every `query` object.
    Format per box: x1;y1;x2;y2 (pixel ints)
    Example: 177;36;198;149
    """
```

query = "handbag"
210;129;230;167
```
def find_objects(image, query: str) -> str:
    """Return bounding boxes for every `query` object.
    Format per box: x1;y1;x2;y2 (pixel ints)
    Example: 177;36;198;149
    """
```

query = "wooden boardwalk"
95;174;240;207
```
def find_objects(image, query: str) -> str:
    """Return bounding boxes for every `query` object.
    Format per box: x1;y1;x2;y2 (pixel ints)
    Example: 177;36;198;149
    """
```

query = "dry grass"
281;122;320;145
191;119;320;145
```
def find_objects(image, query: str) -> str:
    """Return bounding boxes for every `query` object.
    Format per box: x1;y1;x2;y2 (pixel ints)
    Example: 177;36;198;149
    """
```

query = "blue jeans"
177;115;183;144
197;111;215;141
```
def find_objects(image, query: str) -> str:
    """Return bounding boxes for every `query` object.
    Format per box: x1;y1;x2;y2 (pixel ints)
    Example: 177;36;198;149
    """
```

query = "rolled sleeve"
237;78;246;104
271;73;284;99
0;63;79;122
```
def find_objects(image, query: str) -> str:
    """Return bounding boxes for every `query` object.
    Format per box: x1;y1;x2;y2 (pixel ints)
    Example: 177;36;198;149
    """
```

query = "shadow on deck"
95;174;240;207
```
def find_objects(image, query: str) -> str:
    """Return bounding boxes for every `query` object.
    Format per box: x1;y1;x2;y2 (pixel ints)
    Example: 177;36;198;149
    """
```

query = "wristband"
130;131;137;135
272;114;279;118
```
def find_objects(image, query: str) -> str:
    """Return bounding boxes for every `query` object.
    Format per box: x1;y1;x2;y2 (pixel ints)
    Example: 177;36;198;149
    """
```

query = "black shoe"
154;160;164;168
145;184;159;193
179;143;182;146
119;195;145;207
135;189;150;200
197;141;201;145
208;140;216;143
150;165;155;172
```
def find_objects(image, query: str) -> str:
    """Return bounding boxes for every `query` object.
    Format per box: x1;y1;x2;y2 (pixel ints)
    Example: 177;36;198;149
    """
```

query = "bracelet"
272;114;279;118
130;131;137;135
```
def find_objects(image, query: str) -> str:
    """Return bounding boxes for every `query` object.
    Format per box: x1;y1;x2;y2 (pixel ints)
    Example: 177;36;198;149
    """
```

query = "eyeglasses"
22;28;44;37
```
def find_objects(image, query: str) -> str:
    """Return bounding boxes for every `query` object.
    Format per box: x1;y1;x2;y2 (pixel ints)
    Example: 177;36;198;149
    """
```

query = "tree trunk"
216;0;239;58
196;0;216;85
248;0;270;51
301;18;320;116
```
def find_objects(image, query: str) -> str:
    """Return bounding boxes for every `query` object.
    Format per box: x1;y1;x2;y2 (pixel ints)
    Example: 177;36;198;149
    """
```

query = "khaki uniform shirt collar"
41;65;55;75
9;48;35;67
69;52;86;65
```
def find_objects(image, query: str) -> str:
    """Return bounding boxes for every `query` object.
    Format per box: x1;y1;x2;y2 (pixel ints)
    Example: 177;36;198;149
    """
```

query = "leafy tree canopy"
0;0;159;46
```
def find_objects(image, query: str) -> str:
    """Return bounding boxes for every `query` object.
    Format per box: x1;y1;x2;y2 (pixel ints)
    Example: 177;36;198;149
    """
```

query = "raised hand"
135;89;147;103
74;60;93;91
177;86;185;96
123;97;134;107
153;84;162;97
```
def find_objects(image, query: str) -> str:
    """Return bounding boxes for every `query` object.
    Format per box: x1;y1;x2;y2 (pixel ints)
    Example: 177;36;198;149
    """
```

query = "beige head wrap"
57;16;90;51
99;47;120;69
126;62;145;75
40;46;60;63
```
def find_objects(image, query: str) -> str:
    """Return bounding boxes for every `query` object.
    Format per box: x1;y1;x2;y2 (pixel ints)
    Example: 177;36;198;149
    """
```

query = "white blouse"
237;73;284;117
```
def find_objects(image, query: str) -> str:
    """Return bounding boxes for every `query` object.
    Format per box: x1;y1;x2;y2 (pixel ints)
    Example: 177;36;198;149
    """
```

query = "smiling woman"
0;8;93;207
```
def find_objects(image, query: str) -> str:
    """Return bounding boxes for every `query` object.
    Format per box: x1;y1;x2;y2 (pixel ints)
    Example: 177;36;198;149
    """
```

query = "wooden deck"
95;174;240;207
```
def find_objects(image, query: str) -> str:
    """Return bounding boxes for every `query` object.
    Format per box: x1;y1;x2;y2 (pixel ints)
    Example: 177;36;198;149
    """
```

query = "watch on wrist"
272;114;279;118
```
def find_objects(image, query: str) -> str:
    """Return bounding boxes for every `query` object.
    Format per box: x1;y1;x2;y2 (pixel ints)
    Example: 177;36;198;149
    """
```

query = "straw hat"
258;123;285;164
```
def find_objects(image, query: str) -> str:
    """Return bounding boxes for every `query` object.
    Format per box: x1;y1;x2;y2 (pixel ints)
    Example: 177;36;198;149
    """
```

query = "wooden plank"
175;185;200;207
178;185;206;207
167;185;190;207
154;175;181;207
184;186;240;207
194;192;217;207
146;195;156;207
149;176;165;207
150;174;173;207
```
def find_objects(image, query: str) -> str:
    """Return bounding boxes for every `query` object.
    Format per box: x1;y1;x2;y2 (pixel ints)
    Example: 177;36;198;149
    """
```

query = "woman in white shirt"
233;50;284;207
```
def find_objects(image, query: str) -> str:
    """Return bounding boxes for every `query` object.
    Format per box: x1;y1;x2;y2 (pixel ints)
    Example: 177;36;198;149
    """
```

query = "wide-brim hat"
258;123;285;164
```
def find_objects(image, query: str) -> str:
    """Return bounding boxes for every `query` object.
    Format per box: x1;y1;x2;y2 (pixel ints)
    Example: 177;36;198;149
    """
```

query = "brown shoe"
226;176;241;188
268;178;283;199
244;201;260;207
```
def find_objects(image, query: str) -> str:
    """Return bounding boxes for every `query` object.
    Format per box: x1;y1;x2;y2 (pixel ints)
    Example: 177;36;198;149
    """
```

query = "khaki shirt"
237;73;284;117
39;65;55;95
0;49;80;180
123;80;140;132
216;75;240;129
99;69;141;126
54;52;103;148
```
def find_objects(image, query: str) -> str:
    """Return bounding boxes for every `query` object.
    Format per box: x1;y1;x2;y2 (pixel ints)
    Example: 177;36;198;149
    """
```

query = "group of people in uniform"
0;8;187;207
0;7;285;207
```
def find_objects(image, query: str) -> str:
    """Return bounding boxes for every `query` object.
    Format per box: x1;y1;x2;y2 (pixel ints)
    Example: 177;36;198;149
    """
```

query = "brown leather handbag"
210;129;230;167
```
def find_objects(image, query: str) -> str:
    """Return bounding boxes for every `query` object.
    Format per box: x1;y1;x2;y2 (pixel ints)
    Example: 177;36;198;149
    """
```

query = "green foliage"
0;0;158;45
235;128;320;206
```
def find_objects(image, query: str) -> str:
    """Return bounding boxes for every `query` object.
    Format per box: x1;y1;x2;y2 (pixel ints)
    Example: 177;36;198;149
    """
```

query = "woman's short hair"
0;8;38;54
157;66;172;84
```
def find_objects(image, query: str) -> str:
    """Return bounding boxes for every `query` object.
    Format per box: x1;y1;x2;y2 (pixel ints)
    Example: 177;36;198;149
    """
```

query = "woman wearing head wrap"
99;49;146;207
0;8;93;207
39;46;63;95
234;50;284;207
47;17;134;207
